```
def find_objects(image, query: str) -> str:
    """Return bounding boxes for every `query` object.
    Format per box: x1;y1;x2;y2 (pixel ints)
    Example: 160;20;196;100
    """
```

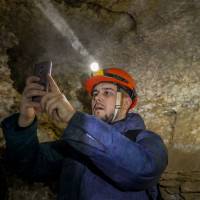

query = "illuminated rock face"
0;0;199;199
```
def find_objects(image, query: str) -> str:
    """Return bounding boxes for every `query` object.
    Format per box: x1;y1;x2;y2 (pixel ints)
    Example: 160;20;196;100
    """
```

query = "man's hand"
41;75;76;123
18;76;46;127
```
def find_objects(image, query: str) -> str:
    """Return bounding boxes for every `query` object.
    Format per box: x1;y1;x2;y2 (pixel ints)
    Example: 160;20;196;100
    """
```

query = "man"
1;67;168;200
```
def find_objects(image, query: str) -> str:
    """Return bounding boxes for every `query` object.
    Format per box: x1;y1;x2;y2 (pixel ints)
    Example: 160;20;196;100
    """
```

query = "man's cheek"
91;101;95;110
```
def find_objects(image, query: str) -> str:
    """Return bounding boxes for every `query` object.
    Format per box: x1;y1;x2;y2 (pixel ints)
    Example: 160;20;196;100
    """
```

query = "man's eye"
104;91;113;96
92;92;98;97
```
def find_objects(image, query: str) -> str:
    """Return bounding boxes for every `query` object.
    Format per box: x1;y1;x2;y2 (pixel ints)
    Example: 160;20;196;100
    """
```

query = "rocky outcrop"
160;149;200;200
0;0;199;199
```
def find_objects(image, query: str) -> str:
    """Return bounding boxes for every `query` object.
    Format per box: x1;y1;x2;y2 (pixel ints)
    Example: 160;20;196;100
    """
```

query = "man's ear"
122;95;132;110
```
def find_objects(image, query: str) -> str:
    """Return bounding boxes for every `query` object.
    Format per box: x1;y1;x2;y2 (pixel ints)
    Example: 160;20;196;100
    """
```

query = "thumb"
48;75;61;93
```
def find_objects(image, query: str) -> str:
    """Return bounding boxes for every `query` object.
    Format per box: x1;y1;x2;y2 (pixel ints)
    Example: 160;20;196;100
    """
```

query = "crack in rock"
87;2;137;31
169;110;178;145
62;0;137;32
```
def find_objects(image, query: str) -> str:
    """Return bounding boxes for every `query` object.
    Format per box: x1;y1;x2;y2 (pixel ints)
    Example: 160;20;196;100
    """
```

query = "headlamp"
90;62;99;72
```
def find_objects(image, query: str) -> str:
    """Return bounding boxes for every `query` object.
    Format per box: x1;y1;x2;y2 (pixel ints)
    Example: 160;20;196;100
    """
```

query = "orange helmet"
85;68;138;109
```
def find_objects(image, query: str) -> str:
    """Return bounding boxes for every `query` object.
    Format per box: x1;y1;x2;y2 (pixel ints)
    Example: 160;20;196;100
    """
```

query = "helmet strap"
111;88;122;122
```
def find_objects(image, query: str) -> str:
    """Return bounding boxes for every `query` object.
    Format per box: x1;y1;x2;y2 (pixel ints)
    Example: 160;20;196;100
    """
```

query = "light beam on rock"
34;0;96;70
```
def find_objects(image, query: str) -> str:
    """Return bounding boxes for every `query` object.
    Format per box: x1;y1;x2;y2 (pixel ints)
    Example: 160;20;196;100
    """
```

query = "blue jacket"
1;112;168;200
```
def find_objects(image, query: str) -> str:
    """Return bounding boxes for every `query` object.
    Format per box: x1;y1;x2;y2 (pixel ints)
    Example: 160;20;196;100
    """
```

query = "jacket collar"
111;112;146;133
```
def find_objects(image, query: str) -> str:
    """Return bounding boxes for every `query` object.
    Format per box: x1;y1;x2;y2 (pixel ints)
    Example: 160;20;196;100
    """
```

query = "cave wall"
0;0;199;199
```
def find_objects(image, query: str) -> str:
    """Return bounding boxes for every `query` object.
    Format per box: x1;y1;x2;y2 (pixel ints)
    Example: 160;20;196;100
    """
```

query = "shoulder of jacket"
136;130;163;142
124;129;162;142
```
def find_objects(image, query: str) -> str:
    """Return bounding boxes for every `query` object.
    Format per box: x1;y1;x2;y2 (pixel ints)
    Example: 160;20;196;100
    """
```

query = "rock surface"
0;0;199;199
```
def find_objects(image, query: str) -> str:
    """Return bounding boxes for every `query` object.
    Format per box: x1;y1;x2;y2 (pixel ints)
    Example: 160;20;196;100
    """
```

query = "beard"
92;104;115;123
102;114;114;123
95;111;114;123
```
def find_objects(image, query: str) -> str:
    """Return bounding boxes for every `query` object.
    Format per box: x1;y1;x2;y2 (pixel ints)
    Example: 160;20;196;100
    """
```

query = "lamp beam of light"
34;0;95;71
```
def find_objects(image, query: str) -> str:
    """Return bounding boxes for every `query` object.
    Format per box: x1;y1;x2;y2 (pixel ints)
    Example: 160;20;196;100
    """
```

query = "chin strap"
111;90;122;122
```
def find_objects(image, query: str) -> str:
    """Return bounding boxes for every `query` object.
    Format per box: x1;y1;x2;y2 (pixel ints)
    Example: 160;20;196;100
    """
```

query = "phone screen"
32;61;52;102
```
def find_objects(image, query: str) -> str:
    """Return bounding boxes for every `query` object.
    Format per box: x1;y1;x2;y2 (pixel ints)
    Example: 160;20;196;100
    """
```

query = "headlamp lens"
90;62;100;72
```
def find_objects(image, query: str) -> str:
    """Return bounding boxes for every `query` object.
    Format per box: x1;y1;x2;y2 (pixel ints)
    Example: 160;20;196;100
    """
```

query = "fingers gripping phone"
32;61;52;102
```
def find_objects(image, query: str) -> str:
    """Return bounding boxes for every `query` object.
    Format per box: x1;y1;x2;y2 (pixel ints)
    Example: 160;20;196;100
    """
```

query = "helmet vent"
104;72;128;83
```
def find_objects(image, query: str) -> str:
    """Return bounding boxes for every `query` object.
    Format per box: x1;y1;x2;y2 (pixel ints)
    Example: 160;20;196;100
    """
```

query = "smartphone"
32;61;52;102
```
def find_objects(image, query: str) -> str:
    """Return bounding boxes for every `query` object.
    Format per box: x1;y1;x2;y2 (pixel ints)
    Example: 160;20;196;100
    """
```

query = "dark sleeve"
1;113;64;182
62;112;168;191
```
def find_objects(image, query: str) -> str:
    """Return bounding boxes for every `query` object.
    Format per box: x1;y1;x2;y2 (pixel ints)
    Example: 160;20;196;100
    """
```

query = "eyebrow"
93;87;116;93
102;87;116;91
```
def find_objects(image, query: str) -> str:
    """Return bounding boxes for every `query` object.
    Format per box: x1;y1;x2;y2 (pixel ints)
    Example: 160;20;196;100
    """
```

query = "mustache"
93;103;104;111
